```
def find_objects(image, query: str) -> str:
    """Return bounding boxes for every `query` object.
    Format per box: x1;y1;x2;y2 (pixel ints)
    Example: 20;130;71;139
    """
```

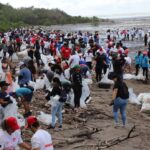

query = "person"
0;81;13;120
71;65;82;111
95;51;106;82
68;51;80;69
144;34;148;46
61;43;72;60
134;51;142;76
47;77;65;129
110;74;129;127
84;49;94;70
11;87;33;118
18;62;32;87
113;54;125;80
26;116;54;150
141;51;149;80
0;116;31;150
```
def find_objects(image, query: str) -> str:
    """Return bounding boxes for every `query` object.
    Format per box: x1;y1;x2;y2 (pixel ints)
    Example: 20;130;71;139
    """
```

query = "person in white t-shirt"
84;49;94;70
26;116;54;150
68;51;80;69
0;116;31;150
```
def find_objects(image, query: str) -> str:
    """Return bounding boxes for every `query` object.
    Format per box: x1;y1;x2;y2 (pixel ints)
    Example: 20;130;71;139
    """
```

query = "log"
72;128;102;139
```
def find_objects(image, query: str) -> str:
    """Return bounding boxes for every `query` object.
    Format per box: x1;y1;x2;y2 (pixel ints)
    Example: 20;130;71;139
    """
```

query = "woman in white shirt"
84;49;94;70
0;116;30;150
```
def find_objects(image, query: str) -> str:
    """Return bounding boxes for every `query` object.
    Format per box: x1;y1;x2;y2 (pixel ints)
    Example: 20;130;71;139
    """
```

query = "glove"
109;100;114;106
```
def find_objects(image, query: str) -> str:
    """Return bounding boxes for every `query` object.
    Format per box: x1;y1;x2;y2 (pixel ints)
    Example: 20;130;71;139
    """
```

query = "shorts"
24;93;33;102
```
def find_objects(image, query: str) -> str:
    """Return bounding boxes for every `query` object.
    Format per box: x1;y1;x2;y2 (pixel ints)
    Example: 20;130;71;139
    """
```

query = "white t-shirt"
84;52;93;62
31;129;53;150
0;129;23;150
69;54;80;68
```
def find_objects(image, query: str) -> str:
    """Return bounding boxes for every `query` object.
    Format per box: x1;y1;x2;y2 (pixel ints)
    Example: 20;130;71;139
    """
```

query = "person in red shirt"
61;43;71;60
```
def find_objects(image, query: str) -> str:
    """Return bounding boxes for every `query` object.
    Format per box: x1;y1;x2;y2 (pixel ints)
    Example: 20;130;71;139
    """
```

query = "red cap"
26;116;37;128
6;117;20;132
143;51;147;55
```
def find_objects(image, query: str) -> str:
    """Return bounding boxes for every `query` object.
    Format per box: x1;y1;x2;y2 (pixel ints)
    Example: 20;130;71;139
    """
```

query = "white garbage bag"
123;74;135;80
99;70;114;84
128;88;140;105
17;50;28;58
137;93;150;103
141;103;150;113
37;111;57;126
12;53;19;62
83;78;93;85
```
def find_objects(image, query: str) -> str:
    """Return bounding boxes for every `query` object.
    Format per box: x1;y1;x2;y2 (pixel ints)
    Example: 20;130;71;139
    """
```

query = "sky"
0;0;150;18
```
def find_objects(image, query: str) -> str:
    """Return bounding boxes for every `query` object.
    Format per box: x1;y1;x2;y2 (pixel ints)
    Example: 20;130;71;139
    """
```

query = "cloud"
0;0;149;17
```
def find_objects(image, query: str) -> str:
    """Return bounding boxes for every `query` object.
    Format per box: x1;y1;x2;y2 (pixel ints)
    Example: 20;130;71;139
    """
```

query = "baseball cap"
0;81;10;87
18;61;25;67
73;65;81;69
5;117;20;132
26;116;37;128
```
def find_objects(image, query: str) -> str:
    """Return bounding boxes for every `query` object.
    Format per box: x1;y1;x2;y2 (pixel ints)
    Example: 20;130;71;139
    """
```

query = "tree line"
0;3;108;31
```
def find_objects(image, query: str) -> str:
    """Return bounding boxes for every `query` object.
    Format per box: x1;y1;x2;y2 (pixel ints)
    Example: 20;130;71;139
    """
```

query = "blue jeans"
51;102;63;127
113;97;127;125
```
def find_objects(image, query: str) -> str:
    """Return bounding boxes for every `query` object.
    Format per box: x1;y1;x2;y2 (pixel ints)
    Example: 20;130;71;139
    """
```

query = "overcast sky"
0;0;149;18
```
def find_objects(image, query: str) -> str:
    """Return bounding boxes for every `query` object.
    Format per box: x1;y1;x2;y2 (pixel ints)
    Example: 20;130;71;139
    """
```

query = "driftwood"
72;128;102;139
72;125;139;149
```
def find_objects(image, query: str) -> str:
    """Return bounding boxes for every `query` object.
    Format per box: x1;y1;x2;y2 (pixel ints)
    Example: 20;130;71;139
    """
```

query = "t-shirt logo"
12;137;16;142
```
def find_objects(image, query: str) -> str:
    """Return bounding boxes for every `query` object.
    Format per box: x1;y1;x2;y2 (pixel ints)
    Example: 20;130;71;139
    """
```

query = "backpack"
59;88;67;103
120;82;129;99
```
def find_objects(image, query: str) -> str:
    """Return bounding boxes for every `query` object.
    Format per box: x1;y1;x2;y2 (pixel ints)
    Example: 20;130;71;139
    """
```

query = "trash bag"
37;111;57;126
128;88;140;105
83;78;93;85
123;74;135;80
17;49;28;58
141;103;150;113
137;93;150;103
12;53;19;62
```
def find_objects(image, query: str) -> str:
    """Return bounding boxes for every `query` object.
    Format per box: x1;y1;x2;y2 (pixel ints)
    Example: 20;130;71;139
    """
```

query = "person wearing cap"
11;87;33;118
26;116;54;150
71;65;82;111
18;62;32;87
0;116;31;150
141;51;149;80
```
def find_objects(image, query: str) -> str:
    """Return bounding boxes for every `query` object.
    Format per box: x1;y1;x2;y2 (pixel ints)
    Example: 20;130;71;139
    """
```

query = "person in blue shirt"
18;62;32;87
141;52;149;80
11;87;33;118
134;51;142;76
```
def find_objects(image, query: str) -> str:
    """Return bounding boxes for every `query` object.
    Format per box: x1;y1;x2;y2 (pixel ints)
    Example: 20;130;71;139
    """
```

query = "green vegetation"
0;3;108;31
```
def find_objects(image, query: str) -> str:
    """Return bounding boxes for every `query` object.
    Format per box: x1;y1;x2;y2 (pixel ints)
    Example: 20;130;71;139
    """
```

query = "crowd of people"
0;27;150;149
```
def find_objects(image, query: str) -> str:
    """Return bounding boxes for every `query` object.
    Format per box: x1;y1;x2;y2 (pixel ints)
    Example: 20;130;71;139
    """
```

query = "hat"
73;65;81;70
0;81;10;87
26;116;37;128
5;117;20;132
18;61;25;67
143;51;147;55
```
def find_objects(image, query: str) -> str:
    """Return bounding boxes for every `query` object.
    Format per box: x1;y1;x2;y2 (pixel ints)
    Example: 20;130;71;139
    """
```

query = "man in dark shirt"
71;65;82;110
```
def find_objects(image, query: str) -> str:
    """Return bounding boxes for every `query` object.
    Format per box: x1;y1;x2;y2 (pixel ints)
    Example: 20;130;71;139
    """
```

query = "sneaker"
47;125;55;129
58;125;62;129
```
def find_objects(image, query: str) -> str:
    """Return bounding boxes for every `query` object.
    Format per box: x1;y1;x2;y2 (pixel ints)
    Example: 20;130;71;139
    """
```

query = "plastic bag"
83;78;93;85
141;103;150;113
12;53;19;62
99;70;114;84
37;111;57;125
47;95;60;107
17;50;28;58
128;88;140;105
137;93;150;103
123;74;135;80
